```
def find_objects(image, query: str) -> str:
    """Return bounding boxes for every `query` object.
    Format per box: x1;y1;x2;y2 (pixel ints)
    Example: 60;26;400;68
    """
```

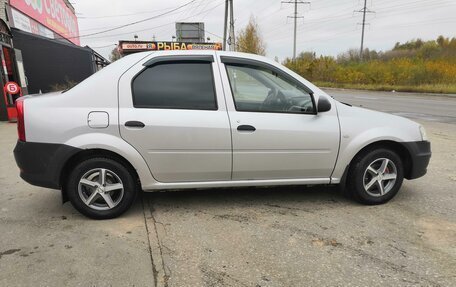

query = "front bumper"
401;141;431;180
13;141;81;189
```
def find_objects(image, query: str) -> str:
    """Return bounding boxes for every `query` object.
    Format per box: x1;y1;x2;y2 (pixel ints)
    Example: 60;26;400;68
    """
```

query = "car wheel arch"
341;140;413;189
60;148;141;202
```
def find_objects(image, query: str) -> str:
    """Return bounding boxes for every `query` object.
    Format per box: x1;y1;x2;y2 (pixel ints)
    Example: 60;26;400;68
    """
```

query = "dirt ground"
0;118;455;286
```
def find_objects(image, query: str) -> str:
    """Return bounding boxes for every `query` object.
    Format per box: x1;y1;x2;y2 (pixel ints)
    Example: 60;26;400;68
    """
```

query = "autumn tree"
236;17;266;56
281;35;456;93
109;47;122;62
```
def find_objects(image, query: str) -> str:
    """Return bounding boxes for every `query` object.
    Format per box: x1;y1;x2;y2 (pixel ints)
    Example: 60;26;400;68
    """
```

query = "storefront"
0;0;109;122
0;19;24;121
11;28;107;95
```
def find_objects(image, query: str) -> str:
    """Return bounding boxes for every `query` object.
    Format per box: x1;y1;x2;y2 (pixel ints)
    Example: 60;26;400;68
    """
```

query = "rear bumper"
401;141;431;180
13;141;81;189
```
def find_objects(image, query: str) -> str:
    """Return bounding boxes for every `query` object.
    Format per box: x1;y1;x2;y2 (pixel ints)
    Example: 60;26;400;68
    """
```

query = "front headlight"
419;125;428;141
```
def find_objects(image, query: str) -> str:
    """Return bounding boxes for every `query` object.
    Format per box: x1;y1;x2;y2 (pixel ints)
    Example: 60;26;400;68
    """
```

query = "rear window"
132;62;217;110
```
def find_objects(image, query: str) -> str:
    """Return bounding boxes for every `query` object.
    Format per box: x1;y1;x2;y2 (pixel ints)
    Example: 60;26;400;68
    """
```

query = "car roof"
135;50;261;60
139;50;277;67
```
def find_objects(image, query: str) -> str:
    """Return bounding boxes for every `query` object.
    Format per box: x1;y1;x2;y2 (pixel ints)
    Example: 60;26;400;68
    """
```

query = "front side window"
132;62;217;110
226;64;314;113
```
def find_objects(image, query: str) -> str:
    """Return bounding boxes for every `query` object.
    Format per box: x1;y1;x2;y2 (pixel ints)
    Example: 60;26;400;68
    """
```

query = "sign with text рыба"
120;41;223;53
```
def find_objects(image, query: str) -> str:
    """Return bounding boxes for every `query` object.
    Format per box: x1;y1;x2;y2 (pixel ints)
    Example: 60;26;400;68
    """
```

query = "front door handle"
237;125;256;132
125;121;145;128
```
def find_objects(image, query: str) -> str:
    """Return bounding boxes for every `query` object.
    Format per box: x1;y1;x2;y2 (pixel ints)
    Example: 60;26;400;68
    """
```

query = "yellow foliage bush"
283;37;456;93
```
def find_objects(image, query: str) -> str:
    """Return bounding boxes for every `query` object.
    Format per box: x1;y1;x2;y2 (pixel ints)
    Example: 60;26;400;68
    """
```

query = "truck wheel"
347;148;404;205
66;158;137;219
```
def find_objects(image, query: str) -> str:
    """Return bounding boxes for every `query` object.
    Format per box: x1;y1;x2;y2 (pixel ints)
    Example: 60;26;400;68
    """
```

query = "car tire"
66;157;138;219
347;148;404;205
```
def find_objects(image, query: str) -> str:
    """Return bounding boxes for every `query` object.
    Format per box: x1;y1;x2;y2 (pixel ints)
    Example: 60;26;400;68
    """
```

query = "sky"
74;0;456;60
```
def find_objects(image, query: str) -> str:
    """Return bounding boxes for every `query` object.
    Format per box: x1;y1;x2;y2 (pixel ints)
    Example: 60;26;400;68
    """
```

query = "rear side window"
132;62;217;110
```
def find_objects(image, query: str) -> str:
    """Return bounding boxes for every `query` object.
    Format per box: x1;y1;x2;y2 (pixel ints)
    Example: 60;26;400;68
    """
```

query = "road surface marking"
354;96;378;100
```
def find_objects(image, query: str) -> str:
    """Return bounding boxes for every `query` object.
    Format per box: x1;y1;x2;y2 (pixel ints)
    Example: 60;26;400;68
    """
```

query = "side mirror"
317;97;332;113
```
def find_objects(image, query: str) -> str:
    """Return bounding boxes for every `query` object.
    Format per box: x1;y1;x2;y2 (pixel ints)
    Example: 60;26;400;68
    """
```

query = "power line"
62;0;197;40
281;0;448;36
78;5;183;19
23;0;223;54
151;0;225;41
281;0;311;60
74;4;193;36
90;43;117;49
377;1;453;16
354;0;375;60
85;1;224;44
263;0;452;46
279;1;453;45
235;0;279;28
263;11;352;39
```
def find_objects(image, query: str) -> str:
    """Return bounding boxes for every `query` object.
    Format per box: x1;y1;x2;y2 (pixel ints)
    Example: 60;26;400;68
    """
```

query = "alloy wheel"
78;168;124;211
363;158;398;197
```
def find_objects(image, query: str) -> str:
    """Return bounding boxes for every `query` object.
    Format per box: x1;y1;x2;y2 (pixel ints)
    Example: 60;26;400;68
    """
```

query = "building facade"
0;0;108;122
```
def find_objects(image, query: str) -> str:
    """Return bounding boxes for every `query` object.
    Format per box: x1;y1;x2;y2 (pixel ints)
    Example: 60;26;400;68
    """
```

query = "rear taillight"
16;100;26;142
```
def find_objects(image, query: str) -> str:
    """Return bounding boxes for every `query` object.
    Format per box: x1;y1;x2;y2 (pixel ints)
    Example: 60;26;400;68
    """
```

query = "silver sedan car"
14;51;431;219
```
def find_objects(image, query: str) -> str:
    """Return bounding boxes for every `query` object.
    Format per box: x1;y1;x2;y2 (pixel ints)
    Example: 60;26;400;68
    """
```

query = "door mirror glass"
317;97;332;113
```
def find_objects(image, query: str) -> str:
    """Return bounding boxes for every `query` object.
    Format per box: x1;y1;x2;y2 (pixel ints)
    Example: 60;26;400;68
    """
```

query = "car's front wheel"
347;148;404;205
66;158;138;219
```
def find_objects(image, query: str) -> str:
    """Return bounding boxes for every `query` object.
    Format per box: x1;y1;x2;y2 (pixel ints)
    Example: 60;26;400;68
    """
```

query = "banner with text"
119;42;223;53
10;0;80;45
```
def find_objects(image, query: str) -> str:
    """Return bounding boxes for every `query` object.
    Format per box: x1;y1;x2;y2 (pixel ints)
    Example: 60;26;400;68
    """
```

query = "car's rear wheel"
347;148;404;205
66;158;137;219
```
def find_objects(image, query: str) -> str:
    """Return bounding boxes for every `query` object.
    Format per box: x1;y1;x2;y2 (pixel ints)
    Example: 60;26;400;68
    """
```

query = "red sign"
10;0;80;45
5;82;21;95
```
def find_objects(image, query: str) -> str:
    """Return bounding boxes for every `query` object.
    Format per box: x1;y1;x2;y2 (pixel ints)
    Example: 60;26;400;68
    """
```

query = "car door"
118;54;232;183
218;55;340;180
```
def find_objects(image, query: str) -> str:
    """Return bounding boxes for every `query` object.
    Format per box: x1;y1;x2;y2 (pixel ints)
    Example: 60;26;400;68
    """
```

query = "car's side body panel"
63;133;157;188
16;50;428;193
117;51;233;183
225;111;340;179
330;102;424;182
24;52;151;144
215;53;340;180
21;52;157;189
142;177;331;190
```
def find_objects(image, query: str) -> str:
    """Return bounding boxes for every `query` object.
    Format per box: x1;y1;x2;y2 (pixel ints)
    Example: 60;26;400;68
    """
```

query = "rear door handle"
125;121;145;128
237;125;256;132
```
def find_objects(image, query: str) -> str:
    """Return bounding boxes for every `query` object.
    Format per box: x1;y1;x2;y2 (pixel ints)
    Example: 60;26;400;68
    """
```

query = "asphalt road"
1;90;455;286
324;89;456;124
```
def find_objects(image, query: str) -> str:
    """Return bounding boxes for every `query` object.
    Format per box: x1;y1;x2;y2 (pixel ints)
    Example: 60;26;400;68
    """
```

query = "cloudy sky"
74;0;456;60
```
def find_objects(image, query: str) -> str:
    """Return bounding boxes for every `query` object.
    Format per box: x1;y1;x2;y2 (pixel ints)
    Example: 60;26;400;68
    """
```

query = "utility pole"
223;0;228;51
355;0;375;60
282;0;310;60
223;0;235;51
229;0;235;51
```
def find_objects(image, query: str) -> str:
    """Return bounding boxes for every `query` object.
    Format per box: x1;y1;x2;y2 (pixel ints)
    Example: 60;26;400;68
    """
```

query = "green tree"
437;35;448;47
236;17;266;56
